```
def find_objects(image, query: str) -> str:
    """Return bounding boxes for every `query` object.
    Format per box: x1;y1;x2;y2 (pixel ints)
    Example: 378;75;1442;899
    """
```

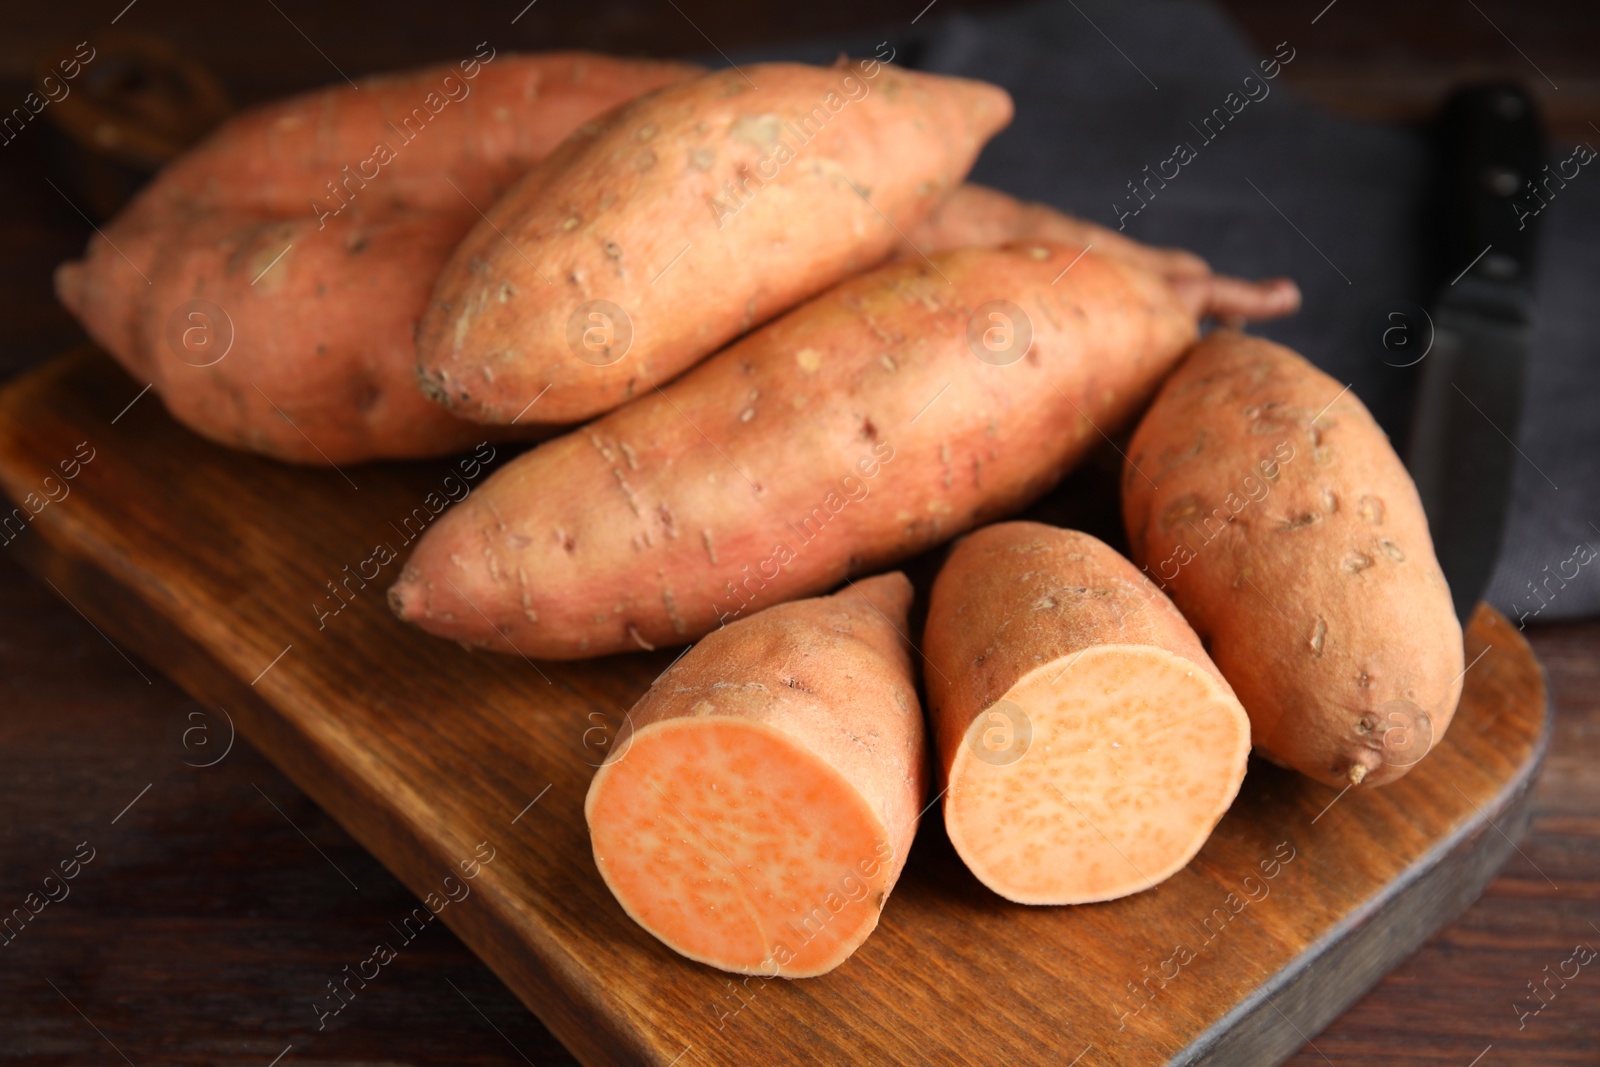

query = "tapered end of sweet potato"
1168;274;1302;323
946;645;1251;905
954;76;1014;145
384;499;491;642
54;254;132;365
385;578;419;623
53;250;149;379
386;560;491;648
54;260;87;319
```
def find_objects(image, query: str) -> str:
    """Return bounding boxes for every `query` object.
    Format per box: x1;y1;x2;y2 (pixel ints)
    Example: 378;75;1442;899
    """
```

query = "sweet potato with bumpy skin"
388;241;1197;658
586;572;924;977
54;52;701;463
923;522;1251;905
414;60;1013;425
109;51;700;218
898;183;1303;324
1121;331;1463;788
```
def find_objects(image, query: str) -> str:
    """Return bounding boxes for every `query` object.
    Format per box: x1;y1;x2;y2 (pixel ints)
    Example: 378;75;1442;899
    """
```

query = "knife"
1406;84;1546;621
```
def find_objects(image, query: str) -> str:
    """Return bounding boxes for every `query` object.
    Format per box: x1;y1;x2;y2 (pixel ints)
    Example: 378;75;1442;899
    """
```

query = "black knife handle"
1436;84;1546;293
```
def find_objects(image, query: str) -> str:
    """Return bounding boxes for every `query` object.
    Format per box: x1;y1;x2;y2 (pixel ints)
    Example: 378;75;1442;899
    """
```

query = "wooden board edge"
1181;625;1551;1066
15;502;1554;1067
3;512;656;1067
0;341;1555;1066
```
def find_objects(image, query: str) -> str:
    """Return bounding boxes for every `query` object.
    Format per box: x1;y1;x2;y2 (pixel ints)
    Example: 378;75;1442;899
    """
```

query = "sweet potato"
922;522;1251;904
54;52;701;463
388;241;1197;658
1121;330;1463;788
898;183;1303;323
413;60;1013;425
585;572;924;977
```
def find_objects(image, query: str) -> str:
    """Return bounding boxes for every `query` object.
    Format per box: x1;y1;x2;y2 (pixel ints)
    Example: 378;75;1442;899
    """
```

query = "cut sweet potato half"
585;573;925;977
924;523;1251;905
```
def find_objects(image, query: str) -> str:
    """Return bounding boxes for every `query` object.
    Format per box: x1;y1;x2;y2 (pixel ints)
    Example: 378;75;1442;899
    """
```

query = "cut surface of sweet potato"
585;573;923;977
589;718;892;976
947;645;1250;904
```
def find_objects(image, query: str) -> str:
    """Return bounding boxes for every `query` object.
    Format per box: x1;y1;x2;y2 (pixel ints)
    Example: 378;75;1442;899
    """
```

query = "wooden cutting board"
0;349;1549;1067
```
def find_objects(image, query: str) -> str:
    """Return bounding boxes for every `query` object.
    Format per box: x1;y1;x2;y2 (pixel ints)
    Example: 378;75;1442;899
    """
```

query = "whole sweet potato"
414;60;1013;426
1121;330;1463;788
388;242;1197;658
54;52;700;463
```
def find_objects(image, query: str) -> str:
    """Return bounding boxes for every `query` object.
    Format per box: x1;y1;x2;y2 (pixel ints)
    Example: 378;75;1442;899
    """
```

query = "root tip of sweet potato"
1261;276;1303;318
415;364;454;409
386;581;417;621
54;260;86;317
1348;763;1367;786
1174;274;1303;324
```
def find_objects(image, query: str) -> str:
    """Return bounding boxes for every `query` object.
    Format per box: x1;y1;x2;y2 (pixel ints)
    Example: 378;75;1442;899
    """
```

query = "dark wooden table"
2;2;1595;1064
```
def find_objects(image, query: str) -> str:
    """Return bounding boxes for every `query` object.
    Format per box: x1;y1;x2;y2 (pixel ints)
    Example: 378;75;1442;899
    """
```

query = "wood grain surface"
0;349;1552;1066
1;3;1594;1064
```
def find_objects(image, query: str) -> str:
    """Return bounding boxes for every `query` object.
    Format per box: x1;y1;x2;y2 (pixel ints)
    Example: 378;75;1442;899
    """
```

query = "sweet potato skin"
388;242;1198;658
1121;330;1463;787
131;51;701;216
414;61;1013;425
585;572;924;976
53;53;701;463
899;183;1303;324
901;184;1209;281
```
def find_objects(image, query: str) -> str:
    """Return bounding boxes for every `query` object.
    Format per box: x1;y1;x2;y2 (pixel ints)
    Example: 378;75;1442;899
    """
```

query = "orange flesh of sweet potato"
1121;331;1463;788
415;61;1013;425
388;242;1198;659
924;523;1250;904
585;573;924;977
53;53;701;463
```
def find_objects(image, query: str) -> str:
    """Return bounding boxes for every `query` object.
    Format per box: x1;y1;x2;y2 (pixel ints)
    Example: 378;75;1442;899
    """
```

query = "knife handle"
1435;84;1546;291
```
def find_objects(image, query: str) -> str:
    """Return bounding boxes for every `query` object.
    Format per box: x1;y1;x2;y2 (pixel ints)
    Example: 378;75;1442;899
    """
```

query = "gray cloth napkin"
731;0;1599;620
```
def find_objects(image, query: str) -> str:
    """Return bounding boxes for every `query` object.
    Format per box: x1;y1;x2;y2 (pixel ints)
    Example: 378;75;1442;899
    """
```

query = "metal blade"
1405;83;1545;620
1408;291;1531;620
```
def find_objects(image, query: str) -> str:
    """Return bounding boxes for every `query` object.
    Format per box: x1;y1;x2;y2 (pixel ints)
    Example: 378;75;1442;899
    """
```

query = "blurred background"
0;1;1595;1064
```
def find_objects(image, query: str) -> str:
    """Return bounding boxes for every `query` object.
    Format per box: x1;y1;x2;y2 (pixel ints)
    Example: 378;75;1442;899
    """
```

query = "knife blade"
1406;84;1546;621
